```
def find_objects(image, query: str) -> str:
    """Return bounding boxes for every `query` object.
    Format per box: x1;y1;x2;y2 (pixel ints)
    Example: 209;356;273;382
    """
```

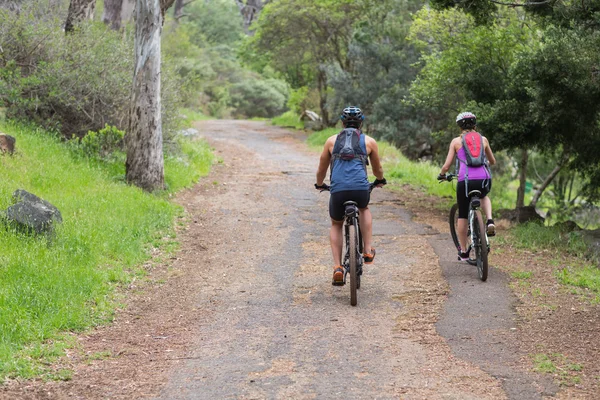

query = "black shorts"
457;179;491;219
329;190;370;221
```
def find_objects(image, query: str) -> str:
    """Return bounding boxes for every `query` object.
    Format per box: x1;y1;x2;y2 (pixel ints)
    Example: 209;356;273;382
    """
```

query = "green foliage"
0;121;212;379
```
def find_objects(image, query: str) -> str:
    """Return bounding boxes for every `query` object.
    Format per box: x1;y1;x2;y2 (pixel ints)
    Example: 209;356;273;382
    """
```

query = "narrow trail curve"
156;120;514;399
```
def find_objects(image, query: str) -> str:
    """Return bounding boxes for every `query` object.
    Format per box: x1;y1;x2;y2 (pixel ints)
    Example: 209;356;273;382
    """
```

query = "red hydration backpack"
461;131;486;167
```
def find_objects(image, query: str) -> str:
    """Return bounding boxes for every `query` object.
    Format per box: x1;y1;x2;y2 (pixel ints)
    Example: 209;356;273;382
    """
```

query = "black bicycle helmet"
340;106;365;127
456;111;476;130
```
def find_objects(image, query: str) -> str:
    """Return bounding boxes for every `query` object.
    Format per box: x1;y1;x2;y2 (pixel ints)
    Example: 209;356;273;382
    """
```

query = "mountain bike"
439;173;489;281
317;182;381;306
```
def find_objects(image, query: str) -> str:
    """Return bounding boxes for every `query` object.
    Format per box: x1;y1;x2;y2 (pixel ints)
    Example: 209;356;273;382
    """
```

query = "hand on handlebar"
315;183;330;192
372;177;387;188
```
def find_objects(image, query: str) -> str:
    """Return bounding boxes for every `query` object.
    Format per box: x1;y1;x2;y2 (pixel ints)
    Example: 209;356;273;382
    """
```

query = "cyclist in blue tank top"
315;106;387;285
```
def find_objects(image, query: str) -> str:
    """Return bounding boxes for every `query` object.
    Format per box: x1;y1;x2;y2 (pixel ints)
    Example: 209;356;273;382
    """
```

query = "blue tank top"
330;134;370;193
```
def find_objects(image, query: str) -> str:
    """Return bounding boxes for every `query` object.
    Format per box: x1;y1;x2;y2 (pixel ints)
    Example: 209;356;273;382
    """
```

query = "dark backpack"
461;131;486;167
331;128;368;171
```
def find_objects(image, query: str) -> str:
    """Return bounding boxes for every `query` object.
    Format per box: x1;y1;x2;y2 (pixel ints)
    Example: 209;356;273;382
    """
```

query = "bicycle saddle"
468;190;482;197
343;201;359;216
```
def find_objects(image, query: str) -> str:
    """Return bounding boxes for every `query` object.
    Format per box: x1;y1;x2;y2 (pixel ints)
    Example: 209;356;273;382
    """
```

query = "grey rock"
4;190;62;235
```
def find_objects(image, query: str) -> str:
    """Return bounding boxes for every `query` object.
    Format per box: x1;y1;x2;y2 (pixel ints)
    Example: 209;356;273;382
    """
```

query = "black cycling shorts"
329;190;370;221
457;179;491;219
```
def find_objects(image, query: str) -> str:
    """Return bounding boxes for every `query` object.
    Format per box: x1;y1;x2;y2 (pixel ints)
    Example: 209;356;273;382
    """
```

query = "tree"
234;0;269;34
125;0;175;191
65;0;96;33
102;0;123;30
247;0;366;126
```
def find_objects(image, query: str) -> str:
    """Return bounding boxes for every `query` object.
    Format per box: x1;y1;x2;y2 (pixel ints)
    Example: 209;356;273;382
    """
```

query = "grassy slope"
0;121;213;379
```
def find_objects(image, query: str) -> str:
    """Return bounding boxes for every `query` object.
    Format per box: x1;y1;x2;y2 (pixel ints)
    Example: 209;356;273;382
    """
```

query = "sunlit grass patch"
272;111;304;130
512;222;589;257
556;265;600;294
306;127;338;149
179;108;212;125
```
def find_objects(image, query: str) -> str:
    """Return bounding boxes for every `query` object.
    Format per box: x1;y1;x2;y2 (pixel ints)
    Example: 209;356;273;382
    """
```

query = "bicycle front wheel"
473;210;489;281
449;203;460;251
349;223;358;306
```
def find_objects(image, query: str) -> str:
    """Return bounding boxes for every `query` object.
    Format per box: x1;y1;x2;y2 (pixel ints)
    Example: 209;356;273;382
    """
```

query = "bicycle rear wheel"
473;210;489;281
449;203;460;251
349;223;358;306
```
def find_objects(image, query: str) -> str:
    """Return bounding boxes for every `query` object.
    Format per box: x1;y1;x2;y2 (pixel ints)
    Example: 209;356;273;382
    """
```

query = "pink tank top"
457;147;491;182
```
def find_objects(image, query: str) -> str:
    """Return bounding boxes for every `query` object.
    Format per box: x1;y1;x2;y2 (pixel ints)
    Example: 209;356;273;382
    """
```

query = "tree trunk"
103;0;123;30
529;153;569;207
121;0;135;25
317;69;329;128
173;0;184;21
64;0;96;33
234;0;268;35
126;0;165;191
516;148;528;208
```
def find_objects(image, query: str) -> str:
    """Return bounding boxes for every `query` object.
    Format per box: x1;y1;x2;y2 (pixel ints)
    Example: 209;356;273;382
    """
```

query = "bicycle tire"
449;203;460;251
473;210;489;281
349;223;358;306
357;224;363;290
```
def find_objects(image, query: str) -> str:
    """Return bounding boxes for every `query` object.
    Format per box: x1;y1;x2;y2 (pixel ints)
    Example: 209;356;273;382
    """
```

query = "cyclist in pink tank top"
438;112;497;261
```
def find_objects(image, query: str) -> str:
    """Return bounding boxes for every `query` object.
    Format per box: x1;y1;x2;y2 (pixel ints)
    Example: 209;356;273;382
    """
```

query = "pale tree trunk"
103;0;123;30
64;0;96;32
126;0;165;191
234;0;268;34
121;0;135;25
516;148;528;208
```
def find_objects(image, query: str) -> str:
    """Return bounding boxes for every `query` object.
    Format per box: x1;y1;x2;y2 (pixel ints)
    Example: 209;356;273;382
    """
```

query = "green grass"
512;271;534;280
556;266;600;294
533;354;557;373
272;111;304;130
0;121;213;380
512;222;589;257
305;127;339;148
179;107;212;126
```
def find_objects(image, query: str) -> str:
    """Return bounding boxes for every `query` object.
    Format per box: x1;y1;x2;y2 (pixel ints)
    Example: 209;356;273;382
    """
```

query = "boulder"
4;190;62;235
497;206;545;224
0;133;16;154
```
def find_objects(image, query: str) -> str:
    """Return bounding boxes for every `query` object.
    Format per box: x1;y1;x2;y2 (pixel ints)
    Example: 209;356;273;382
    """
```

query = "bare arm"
440;138;458;174
366;137;384;180
484;137;496;165
316;136;335;185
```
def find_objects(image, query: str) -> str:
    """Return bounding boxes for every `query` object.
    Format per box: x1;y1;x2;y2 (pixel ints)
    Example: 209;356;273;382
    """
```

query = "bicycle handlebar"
437;173;456;183
315;179;386;193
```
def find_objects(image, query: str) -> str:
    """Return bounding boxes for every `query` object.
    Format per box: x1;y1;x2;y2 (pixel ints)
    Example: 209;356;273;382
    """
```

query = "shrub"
229;78;289;118
77;124;125;160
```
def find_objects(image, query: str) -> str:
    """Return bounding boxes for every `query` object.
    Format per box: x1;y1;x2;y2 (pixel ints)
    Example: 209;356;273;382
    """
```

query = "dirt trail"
0;120;567;399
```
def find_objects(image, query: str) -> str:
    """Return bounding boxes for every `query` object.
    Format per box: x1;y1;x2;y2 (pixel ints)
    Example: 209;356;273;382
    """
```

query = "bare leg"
330;219;344;266
457;218;468;252
481;196;492;220
359;207;373;254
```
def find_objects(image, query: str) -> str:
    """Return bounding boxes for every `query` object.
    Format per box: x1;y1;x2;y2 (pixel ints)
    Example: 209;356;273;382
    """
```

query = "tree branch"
489;0;552;6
